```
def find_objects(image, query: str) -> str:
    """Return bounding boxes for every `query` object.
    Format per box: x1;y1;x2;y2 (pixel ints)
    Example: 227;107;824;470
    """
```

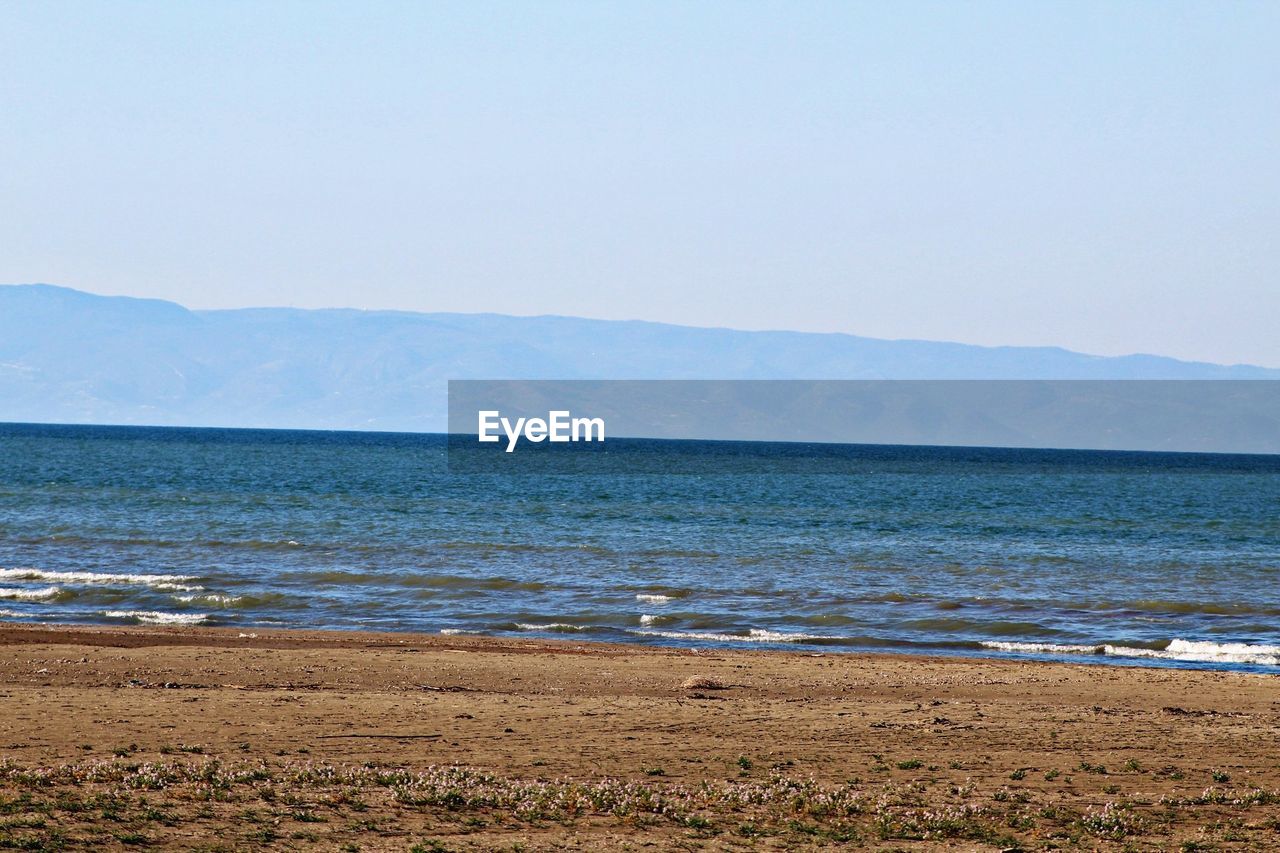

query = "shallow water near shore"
1;422;1278;672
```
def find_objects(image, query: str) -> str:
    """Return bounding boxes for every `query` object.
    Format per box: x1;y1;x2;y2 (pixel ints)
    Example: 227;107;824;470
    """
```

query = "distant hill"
1;283;1275;432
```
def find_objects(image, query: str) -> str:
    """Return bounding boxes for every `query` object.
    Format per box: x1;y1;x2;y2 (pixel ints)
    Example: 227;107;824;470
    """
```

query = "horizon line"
5;281;1275;372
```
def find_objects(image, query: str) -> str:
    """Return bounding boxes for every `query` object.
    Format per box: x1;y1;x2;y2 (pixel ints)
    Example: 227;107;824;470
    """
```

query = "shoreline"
2;622;1279;849
2;618;1276;675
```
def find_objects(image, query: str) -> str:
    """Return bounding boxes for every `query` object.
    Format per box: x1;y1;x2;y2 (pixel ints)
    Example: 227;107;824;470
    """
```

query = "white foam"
635;594;674;603
1123;639;1280;666
176;593;242;606
632;627;829;643
639;614;659;625
982;641;1104;656
0;586;61;602
745;628;830;643
101;610;209;626
0;609;24;617
514;622;586;632
439;628;480;635
982;639;1280;667
0;569;201;592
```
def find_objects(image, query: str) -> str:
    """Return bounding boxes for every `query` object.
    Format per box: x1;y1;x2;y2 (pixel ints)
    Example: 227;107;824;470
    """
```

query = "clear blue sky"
2;1;1277;366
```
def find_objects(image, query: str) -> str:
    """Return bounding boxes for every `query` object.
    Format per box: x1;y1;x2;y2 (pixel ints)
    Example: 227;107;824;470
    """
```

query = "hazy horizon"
9;281;1280;369
2;283;1276;435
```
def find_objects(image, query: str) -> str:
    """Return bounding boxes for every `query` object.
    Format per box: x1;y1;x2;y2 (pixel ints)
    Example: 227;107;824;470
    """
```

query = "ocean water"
1;423;1278;672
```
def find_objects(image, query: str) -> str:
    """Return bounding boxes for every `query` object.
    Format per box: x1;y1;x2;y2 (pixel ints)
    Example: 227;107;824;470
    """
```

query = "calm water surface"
1;423;1277;672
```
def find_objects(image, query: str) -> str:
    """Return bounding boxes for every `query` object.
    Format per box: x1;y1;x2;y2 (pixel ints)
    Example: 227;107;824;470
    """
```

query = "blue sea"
1;423;1278;672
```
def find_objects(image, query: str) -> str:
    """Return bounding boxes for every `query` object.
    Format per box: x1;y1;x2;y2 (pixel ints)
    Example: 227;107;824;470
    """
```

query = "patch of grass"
409;843;449;853
114;832;150;846
1078;803;1143;839
244;827;279;845
0;829;67;851
140;806;176;826
5;754;1278;848
1164;787;1279;807
873;804;1012;846
896;759;923;770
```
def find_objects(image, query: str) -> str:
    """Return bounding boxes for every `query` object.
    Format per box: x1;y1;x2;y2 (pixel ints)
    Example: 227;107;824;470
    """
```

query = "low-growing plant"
1079;803;1143;839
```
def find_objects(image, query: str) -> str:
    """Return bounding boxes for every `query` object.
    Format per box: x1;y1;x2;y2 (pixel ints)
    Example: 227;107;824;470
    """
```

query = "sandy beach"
0;624;1277;850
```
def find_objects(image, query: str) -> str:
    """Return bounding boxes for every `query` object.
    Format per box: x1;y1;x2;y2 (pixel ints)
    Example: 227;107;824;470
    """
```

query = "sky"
2;1;1277;367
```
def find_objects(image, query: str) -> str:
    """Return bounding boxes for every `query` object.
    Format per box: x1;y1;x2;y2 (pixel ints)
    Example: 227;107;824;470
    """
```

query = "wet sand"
0;623;1277;850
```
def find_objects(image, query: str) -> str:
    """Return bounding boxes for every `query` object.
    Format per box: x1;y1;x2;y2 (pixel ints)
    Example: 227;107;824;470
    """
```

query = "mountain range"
2;283;1275;432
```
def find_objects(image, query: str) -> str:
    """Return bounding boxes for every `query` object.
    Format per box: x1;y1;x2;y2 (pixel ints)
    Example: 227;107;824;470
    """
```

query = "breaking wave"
101;610;210;626
513;622;590;633
982;639;1280;667
631;627;833;644
0;568;201;592
0;586;62;602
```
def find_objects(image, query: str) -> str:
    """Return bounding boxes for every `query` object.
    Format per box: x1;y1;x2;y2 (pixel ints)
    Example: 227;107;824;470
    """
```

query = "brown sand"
0;623;1277;850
